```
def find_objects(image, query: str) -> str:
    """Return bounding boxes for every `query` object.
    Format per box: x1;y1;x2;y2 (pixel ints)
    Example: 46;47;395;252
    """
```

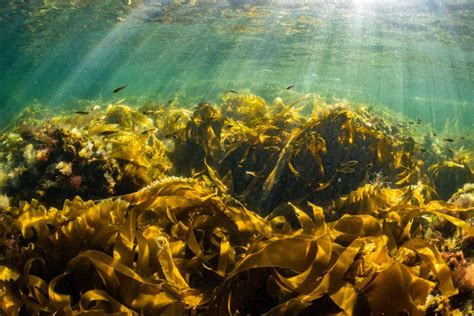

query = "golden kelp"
0;177;472;315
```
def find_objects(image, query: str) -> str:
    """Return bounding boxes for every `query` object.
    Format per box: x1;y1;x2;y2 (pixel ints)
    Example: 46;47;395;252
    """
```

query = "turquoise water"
0;0;473;131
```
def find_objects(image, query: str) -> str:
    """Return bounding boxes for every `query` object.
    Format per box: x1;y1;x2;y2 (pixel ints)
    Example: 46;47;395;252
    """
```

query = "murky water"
1;0;473;131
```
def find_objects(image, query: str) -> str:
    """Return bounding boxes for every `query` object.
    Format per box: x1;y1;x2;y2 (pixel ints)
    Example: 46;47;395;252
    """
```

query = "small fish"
397;123;405;128
447;148;454;154
286;85;294;90
408;121;415;125
419;148;426;152
99;131;118;136
443;138;454;142
113;85;127;93
336;166;355;174
164;132;179;138
433;133;437;136
74;111;89;115
229;89;239;94
416;118;422;122
342;160;358;167
459;136;466;140
141;128;156;135
245;171;257;177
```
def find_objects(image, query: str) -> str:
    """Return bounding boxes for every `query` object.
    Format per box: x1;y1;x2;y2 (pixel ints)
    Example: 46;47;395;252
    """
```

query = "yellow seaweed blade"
0;266;20;282
0;279;23;314
230;236;318;277
262;127;302;200
204;159;229;195
361;262;434;315
273;235;332;294
403;238;457;297
300;238;364;312
79;290;138;314
333;184;406;216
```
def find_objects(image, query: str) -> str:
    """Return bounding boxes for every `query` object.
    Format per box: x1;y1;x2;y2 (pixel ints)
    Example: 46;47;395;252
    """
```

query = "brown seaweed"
0;178;472;314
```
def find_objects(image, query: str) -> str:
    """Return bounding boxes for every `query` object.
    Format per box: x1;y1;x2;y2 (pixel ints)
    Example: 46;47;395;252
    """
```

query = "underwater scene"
0;0;473;315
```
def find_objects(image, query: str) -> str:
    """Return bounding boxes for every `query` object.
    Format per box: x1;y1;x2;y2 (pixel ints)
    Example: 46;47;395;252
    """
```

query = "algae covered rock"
0;103;172;207
430;162;473;200
449;183;474;208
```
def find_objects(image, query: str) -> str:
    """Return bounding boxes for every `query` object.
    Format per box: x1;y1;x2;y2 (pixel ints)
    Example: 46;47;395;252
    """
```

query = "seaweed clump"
0;103;171;207
170;94;472;214
0;93;473;315
0;176;472;315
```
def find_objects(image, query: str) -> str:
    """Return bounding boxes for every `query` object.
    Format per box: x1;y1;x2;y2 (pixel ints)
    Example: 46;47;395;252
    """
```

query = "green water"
0;0;473;131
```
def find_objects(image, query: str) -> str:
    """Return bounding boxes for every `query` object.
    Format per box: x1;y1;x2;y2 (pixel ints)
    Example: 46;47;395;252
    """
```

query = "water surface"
0;0;473;131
